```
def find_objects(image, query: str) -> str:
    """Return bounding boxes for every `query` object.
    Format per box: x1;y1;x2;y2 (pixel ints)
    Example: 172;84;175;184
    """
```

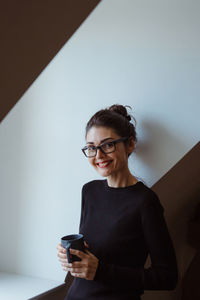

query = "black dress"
65;180;178;300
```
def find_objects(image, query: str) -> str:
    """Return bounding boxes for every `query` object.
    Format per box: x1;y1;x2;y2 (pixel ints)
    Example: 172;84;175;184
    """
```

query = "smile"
96;161;112;168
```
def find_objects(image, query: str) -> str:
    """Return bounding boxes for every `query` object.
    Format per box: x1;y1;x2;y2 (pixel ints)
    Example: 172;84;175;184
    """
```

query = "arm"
94;193;178;290
140;193;178;289
79;185;85;234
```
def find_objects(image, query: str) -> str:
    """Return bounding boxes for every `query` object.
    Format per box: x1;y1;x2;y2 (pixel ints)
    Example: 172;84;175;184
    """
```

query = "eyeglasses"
81;137;128;158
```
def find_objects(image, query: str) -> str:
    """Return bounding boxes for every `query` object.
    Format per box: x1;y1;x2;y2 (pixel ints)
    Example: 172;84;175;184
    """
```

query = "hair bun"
108;104;132;122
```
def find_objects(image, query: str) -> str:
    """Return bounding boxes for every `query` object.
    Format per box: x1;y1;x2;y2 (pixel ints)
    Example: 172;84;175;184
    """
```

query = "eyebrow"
86;137;114;145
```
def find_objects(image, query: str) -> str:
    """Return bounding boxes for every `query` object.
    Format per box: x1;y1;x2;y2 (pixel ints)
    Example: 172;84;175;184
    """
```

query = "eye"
87;146;96;150
102;142;113;150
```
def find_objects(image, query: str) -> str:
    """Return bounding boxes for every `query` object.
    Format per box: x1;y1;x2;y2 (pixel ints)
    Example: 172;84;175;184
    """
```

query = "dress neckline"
103;179;143;191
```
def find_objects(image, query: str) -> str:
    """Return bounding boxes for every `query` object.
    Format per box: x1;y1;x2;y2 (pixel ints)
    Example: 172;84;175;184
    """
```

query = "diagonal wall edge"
0;0;101;122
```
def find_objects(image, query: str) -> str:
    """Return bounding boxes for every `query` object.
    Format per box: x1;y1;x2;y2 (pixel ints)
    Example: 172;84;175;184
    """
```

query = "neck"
106;169;138;188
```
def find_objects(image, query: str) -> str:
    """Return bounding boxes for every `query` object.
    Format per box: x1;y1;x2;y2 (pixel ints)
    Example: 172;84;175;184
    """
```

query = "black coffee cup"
61;234;85;263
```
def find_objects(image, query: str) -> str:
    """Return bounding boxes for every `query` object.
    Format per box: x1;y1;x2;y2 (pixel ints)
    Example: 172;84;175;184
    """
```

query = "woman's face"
85;126;132;178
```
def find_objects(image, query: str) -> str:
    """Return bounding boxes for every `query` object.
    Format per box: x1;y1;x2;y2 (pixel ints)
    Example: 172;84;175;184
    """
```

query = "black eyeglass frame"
81;136;129;158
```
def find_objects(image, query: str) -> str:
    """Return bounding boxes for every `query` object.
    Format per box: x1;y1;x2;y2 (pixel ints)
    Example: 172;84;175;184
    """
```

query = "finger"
57;252;67;259
59;257;69;264
57;245;66;254
57;249;66;256
70;261;83;268
61;262;72;268
85;249;91;254
57;243;64;250
71;272;84;278
70;248;87;259
57;247;66;255
58;254;68;264
62;266;83;275
56;243;60;250
62;265;71;271
84;241;89;248
84;248;94;257
70;267;84;273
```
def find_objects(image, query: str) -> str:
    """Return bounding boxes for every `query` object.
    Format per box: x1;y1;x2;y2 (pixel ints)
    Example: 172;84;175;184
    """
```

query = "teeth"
98;161;111;167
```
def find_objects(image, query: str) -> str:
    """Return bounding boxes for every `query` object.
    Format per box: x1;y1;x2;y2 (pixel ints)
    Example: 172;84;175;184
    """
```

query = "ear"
126;137;135;155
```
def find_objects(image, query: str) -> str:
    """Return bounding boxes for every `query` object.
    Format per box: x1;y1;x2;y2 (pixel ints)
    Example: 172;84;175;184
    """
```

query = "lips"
96;160;112;168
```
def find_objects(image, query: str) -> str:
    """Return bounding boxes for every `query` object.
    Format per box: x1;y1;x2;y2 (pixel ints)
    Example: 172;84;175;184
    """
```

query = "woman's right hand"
57;243;70;271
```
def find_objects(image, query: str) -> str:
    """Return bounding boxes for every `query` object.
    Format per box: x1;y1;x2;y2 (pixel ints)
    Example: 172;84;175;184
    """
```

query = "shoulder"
139;182;164;212
82;179;104;194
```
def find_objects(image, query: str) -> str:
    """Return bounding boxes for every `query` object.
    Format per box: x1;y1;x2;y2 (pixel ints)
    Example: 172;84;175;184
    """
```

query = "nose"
96;147;106;159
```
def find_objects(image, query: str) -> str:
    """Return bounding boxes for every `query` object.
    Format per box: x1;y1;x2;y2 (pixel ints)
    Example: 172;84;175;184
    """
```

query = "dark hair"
85;104;137;153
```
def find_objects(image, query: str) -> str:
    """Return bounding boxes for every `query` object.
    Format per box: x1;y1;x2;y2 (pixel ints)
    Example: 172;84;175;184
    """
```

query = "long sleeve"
79;186;85;234
94;193;178;290
67;180;179;300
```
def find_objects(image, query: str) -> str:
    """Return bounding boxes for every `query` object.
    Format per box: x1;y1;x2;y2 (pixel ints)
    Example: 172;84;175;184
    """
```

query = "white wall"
0;0;200;284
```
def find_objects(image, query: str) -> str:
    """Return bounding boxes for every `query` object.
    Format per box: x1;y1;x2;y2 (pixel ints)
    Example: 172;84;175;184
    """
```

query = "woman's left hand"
62;241;99;280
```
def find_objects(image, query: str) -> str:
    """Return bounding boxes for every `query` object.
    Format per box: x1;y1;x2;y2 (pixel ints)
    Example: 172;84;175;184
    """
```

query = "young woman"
57;104;178;300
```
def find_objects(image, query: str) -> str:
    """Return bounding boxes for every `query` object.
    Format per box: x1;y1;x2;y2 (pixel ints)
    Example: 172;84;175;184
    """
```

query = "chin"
96;169;111;177
97;171;109;177
101;172;113;178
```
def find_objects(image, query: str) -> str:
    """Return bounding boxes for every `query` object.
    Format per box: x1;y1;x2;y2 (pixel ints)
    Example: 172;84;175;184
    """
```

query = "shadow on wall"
134;119;187;181
142;142;200;300
181;202;200;299
0;0;101;122
28;142;200;300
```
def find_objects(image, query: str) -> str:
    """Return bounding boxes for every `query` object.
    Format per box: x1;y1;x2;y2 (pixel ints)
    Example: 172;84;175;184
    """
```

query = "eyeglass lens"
85;142;115;157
